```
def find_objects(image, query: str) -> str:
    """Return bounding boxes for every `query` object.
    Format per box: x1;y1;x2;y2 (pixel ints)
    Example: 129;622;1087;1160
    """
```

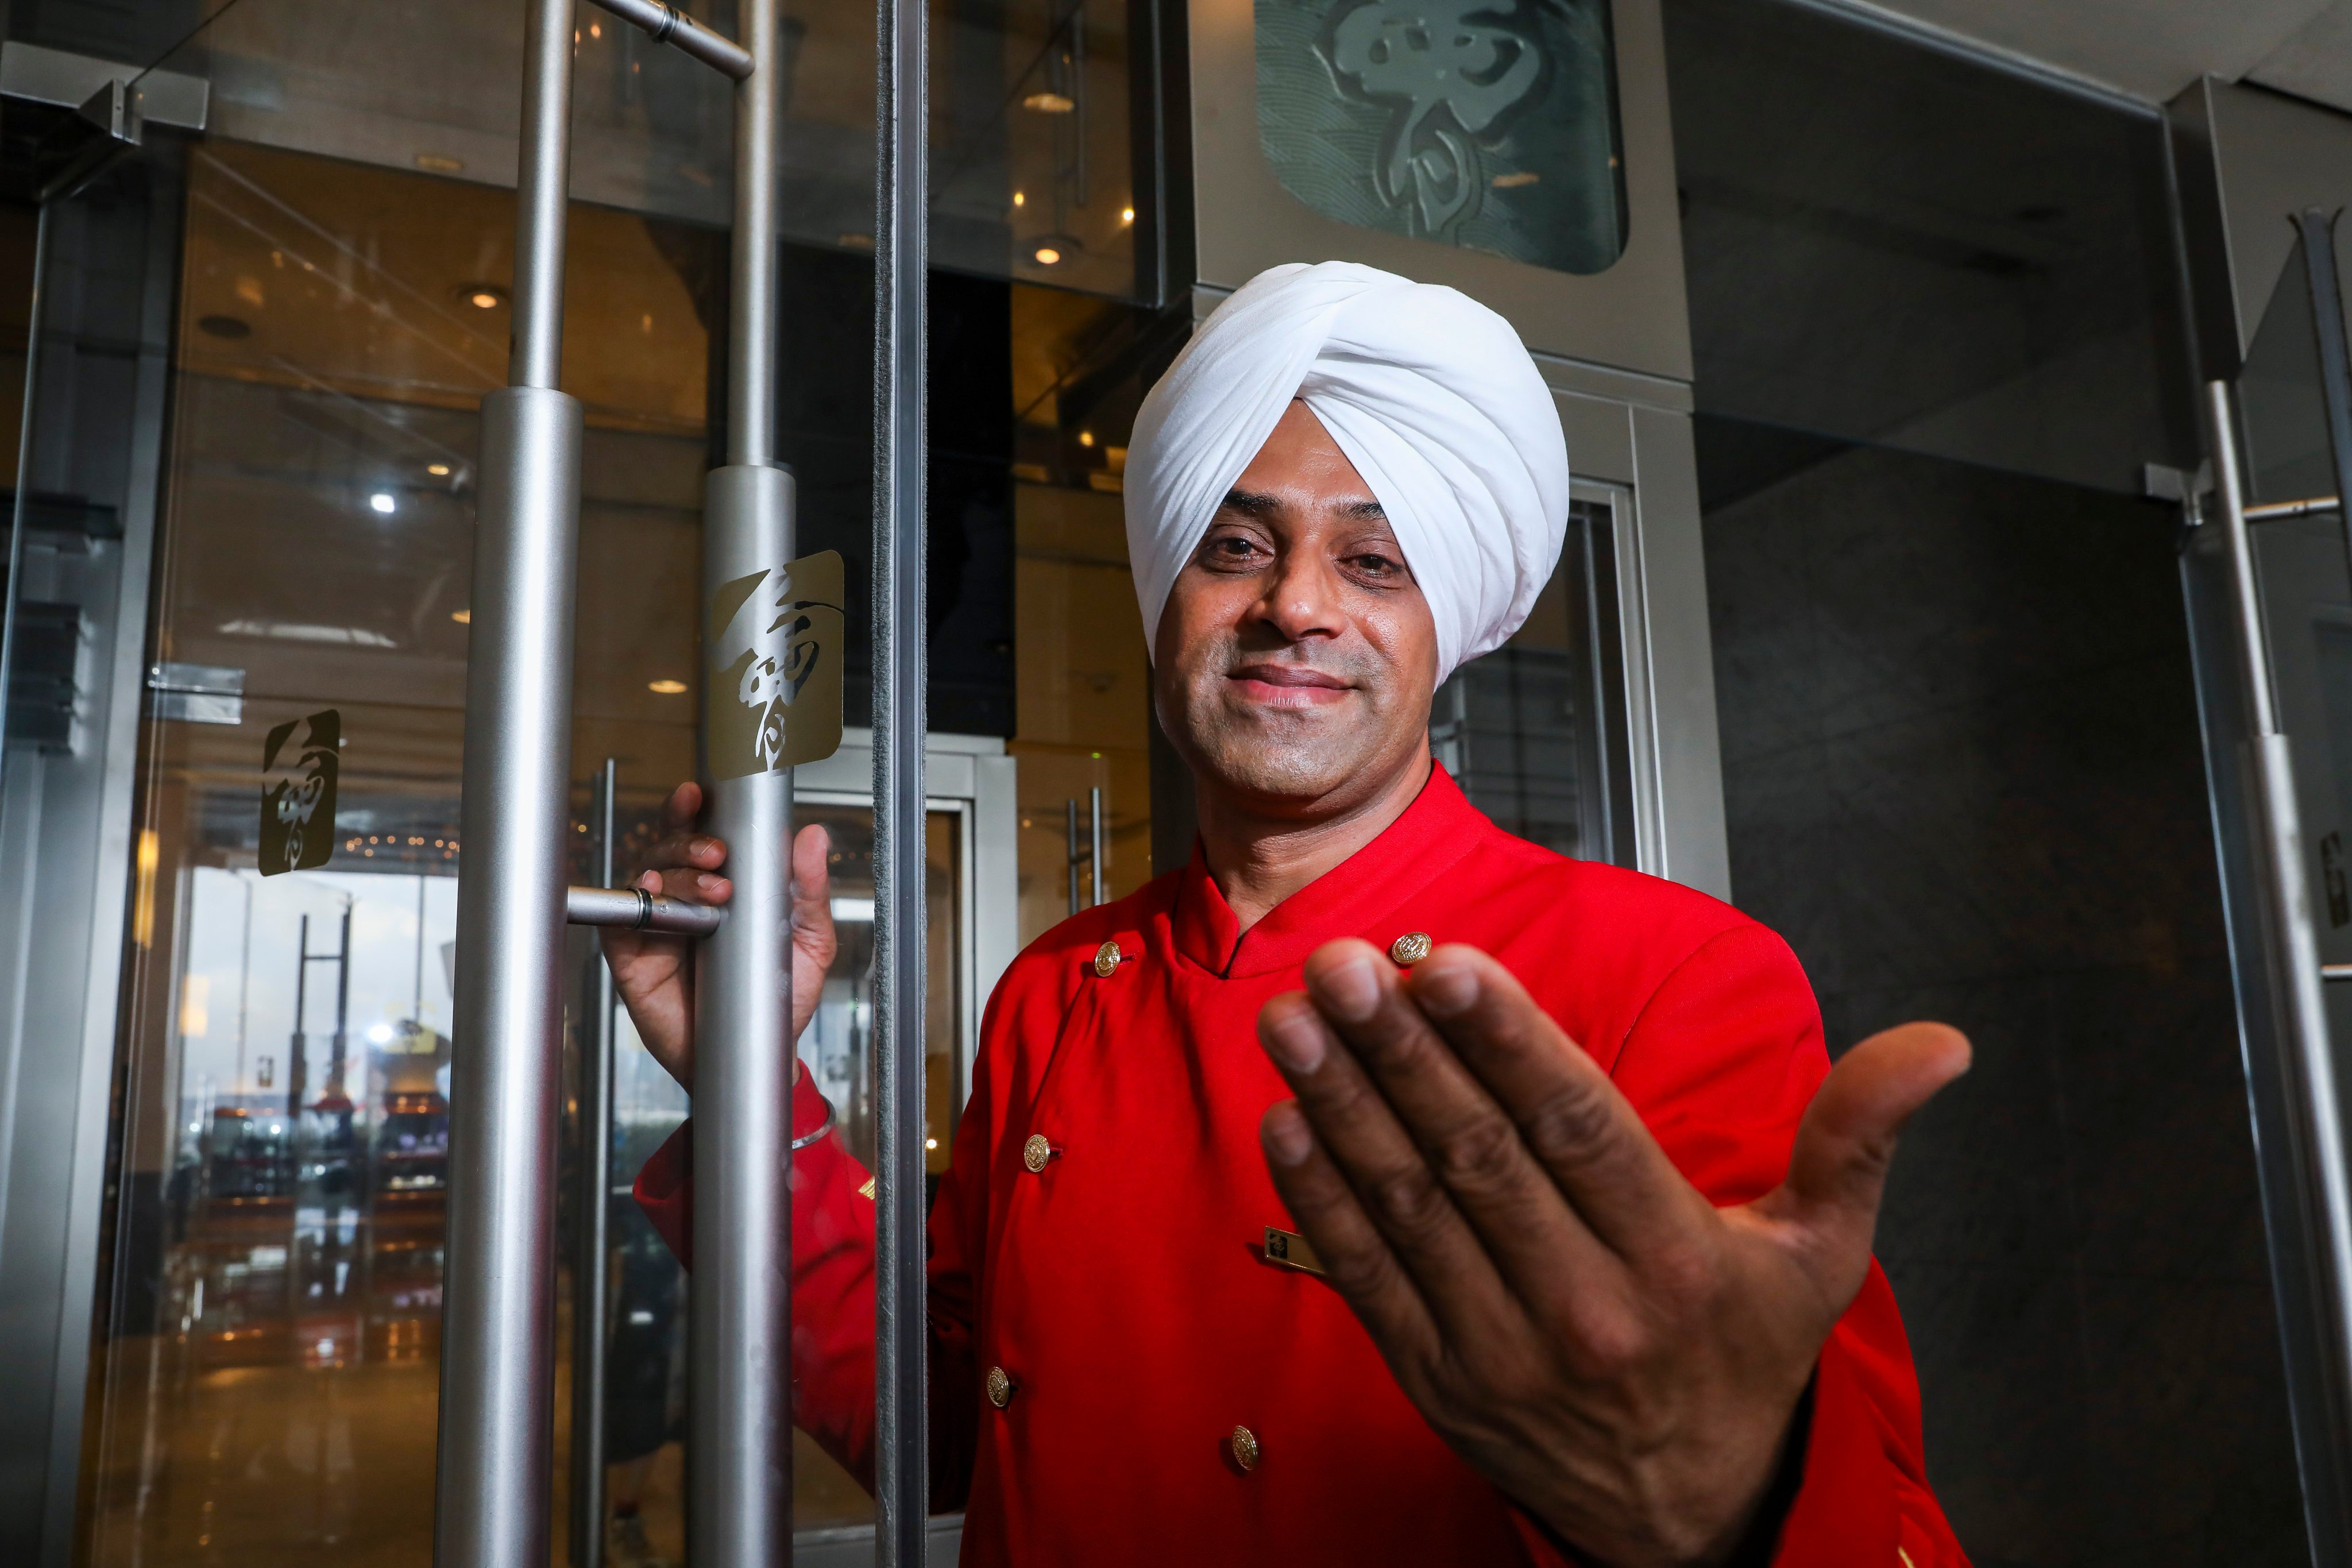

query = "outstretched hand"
602;780;838;1093
1255;940;1968;1567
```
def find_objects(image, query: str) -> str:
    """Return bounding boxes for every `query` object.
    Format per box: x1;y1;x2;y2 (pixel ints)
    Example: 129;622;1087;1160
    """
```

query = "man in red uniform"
611;262;1972;1565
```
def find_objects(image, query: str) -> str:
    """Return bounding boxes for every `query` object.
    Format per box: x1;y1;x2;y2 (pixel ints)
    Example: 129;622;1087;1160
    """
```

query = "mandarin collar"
1169;763;1485;979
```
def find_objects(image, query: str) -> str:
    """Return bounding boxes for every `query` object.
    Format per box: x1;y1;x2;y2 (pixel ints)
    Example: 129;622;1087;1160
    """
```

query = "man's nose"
1250;551;1346;643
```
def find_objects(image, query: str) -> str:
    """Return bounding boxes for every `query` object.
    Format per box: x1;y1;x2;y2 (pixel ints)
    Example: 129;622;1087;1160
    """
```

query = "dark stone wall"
1702;428;2307;1565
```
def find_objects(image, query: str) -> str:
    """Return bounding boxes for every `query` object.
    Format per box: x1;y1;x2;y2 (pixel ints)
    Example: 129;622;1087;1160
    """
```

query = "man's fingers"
639;864;733;907
1259;1099;1443;1373
1296;941;1621;1294
661;779;702;829
1759;1022;1971;1299
1405;945;1699;1258
1257;988;1514;1335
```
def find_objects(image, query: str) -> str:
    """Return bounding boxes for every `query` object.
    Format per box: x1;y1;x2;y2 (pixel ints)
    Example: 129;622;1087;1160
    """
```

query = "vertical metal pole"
1088;786;1104;907
0;206;48;790
435;0;584;1562
692;1;795;1561
1066;799;1081;916
2205;379;2352;1550
570;759;618;1568
2296;208;2352;582
873;0;930;1544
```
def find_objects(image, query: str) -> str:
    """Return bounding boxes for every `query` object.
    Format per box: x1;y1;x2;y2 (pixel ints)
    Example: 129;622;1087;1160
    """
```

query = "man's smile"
1225;662;1356;708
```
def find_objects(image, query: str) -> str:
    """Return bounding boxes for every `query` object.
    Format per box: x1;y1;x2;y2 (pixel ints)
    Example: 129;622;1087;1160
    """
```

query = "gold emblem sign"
708;550;847;780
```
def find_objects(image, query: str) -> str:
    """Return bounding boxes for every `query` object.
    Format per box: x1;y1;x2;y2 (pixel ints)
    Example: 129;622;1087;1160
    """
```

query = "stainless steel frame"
871;0;931;1535
0;160;184;1568
570;759;619;1568
2192;384;2352;1568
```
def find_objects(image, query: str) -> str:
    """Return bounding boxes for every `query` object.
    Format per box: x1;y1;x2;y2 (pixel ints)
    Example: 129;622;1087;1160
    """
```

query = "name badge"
1263;1226;1325;1276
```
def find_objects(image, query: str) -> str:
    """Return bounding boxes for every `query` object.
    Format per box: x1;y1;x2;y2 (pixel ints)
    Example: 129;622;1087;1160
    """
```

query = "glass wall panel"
66;3;1168;1557
152;0;1149;300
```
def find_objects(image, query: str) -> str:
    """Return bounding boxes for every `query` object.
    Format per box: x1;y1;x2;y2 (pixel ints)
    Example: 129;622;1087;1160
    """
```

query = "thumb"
790;823;836;953
1759;1022;1971;1301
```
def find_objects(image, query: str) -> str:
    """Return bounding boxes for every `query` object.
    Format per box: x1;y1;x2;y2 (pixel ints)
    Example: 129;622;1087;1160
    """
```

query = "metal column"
690;0;798;1561
435;0;583;1561
2202;379;2352;1555
570;759;619;1568
873;0;931;1545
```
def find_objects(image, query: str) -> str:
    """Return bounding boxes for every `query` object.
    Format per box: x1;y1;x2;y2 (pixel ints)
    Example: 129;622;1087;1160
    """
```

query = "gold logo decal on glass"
708;550;846;780
1263;1226;1324;1276
259;708;340;876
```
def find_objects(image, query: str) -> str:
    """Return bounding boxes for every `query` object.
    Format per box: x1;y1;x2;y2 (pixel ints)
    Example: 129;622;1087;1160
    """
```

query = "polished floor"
84;1298;876;1566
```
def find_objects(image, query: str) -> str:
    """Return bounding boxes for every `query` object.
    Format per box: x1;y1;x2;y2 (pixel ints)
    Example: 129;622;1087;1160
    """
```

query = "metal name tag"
1263;1225;1325;1276
707;549;847;779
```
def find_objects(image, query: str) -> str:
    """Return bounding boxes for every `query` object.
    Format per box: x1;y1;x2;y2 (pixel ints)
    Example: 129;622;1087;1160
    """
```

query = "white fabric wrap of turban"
1123;260;1572;684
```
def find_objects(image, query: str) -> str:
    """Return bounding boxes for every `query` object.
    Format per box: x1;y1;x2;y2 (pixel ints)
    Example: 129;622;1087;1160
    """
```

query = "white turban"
1123;260;1571;683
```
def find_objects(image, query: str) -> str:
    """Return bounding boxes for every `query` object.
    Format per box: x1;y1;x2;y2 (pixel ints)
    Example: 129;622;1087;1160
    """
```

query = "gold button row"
983;1365;1256;1473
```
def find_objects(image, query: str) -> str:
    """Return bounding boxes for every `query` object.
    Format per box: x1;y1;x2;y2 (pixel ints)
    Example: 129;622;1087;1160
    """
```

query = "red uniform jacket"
636;765;1967;1565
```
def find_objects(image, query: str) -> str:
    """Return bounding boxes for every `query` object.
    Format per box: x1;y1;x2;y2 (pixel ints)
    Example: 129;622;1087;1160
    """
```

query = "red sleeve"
630;1064;990;1509
1576;922;1968;1566
632;1069;883;1484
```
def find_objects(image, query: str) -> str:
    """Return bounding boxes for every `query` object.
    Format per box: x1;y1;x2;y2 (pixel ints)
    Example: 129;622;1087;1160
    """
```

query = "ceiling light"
1121;206;1134;225
451;609;471;625
1012;191;1025;207
648;678;688;695
1032;245;1062;266
1021;91;1075;114
427;463;451;477
1079;430;1094;447
925;1137;939;1150
369;492;397;515
457;283;509;310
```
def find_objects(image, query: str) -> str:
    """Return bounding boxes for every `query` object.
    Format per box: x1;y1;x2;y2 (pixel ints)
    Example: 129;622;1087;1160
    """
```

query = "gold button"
1389;931;1432;966
986;1366;1013;1408
1022;1134;1053;1173
1092;939;1122;978
1229;1424;1259;1472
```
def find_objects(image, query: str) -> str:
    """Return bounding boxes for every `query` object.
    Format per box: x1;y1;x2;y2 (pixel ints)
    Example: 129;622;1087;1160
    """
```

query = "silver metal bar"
2324;965;2352;982
434;5;583;1557
581;0;754;79
1088;785;1104;907
2249;497;2343;523
570;760;619;1568
873;0;931;1542
690;1;794;1559
0;204;47;790
1066;798;1080;916
565;883;724;936
2205;377;2352;1546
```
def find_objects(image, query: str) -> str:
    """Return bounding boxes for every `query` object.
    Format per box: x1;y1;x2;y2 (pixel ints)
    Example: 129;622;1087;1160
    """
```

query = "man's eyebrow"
1337;498;1387;521
1216;488;1281;519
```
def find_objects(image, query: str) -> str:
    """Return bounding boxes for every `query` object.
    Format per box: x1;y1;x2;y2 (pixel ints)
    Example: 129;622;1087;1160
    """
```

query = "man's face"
1153;399;1439;816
